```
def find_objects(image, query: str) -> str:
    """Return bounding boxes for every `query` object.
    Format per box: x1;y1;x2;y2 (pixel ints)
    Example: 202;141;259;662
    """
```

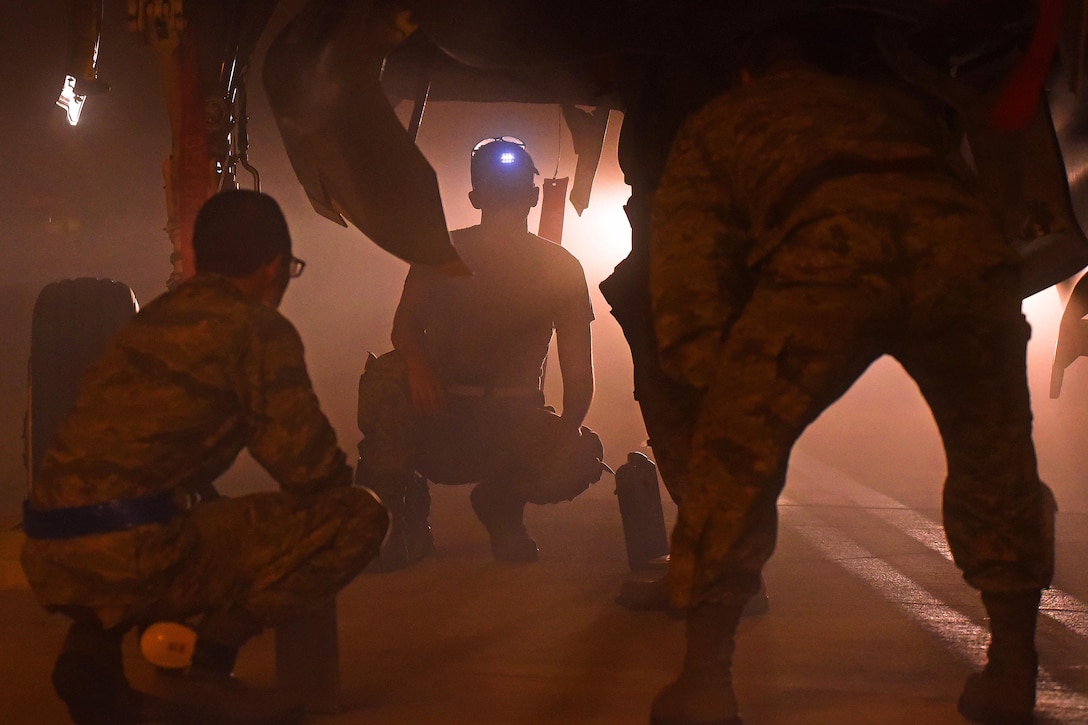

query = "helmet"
140;621;197;669
470;136;538;192
513;410;609;504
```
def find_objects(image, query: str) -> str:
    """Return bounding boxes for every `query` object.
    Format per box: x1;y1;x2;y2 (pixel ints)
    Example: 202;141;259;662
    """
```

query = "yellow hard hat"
139;621;197;669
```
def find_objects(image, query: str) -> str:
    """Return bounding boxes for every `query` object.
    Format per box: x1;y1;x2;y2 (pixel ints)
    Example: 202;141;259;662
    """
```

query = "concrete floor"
2;432;1087;725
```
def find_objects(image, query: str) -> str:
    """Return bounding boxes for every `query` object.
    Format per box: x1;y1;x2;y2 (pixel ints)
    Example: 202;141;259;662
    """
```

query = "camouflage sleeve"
649;105;752;390
245;311;352;496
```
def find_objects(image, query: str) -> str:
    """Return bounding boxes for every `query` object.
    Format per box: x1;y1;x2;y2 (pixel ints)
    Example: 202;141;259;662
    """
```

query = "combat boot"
958;590;1041;725
146;660;306;725
651;602;744;725
51;618;150;725
470;484;538;562
139;623;305;725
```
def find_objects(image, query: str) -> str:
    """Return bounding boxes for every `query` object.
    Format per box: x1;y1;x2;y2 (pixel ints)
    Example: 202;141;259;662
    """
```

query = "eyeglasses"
471;136;526;156
288;256;306;278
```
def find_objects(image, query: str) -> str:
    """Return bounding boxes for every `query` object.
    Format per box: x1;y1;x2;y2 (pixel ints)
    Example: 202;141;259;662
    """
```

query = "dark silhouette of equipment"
25;278;139;491
614;451;669;570
538;176;568;244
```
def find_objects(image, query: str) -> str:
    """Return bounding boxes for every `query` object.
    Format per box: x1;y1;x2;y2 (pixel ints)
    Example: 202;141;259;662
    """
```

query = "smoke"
266;98;650;487
3;1;1086;522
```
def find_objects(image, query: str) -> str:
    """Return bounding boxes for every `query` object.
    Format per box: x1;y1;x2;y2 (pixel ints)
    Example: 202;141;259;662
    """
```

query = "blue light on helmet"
470;136;538;190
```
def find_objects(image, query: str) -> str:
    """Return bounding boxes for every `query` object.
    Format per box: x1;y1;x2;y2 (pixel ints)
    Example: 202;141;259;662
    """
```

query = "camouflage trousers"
664;198;1056;611
24;486;387;645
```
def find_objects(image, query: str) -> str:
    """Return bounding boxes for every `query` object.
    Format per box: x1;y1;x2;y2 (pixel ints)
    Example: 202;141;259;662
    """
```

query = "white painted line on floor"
779;504;1088;720
787;448;1088;641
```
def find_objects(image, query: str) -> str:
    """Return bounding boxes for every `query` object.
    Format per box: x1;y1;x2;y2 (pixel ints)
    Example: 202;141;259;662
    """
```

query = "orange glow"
552;183;633;281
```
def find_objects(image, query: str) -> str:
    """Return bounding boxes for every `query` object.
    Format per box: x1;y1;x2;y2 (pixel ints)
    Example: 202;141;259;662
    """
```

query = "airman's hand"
406;361;447;416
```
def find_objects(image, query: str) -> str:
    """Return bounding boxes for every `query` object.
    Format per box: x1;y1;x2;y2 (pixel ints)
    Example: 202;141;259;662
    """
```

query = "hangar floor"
2;434;1087;725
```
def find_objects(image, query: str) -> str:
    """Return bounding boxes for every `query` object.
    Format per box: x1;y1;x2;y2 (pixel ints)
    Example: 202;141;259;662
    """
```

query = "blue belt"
23;491;181;540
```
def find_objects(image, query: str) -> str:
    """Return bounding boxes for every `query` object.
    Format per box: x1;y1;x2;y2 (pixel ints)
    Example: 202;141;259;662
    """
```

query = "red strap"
987;0;1062;131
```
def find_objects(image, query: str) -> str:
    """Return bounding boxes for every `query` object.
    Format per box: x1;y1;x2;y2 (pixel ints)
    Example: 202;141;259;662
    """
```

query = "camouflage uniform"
22;274;388;639
650;68;1055;611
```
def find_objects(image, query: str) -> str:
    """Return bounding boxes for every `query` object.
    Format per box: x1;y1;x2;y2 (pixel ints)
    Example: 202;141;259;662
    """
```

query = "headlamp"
470;136;538;190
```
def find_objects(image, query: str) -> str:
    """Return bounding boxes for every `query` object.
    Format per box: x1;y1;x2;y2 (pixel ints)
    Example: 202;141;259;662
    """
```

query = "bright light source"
500;152;516;164
554;184;633;278
56;75;86;126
